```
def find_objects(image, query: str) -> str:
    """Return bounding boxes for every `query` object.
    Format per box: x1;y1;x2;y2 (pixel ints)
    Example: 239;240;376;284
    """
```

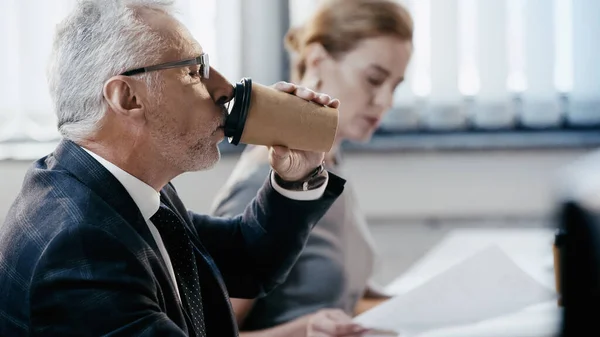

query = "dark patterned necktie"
151;203;206;337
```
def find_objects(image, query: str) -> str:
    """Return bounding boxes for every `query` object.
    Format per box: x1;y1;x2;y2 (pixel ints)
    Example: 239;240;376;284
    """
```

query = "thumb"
271;145;290;159
269;146;295;179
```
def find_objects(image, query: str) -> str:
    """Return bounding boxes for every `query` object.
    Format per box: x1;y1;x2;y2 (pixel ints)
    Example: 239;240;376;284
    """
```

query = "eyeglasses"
120;53;209;78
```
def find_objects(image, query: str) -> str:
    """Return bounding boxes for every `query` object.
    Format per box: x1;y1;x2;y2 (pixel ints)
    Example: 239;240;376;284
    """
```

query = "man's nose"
207;67;234;105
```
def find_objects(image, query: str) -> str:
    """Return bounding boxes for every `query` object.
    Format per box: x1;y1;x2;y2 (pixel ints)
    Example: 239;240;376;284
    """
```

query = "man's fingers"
327;98;341;109
269;145;290;159
272;81;297;93
272;82;339;108
314;93;333;106
293;86;318;101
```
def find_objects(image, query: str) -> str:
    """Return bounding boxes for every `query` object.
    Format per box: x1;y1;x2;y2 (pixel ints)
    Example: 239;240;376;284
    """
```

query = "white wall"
1;148;591;222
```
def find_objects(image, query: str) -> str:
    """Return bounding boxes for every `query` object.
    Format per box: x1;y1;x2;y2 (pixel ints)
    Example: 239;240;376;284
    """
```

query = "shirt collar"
81;147;160;221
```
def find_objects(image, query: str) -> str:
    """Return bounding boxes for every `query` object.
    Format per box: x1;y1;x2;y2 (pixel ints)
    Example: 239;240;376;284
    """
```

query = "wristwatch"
273;163;328;191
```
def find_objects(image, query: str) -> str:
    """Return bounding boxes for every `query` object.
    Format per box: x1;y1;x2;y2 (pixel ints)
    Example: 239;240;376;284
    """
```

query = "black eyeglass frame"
120;53;209;78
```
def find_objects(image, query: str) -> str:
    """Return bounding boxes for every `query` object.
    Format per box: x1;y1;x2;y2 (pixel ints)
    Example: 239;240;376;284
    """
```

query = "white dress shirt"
82;147;328;300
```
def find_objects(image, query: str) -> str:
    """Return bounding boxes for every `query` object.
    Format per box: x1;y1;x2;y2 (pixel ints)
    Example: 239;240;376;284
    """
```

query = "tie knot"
151;203;185;233
152;203;172;218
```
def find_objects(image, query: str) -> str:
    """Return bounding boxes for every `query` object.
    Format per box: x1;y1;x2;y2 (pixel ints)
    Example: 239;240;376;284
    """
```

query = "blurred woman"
211;0;413;336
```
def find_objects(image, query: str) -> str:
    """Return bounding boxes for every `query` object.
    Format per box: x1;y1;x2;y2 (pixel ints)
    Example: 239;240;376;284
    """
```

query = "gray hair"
48;0;176;142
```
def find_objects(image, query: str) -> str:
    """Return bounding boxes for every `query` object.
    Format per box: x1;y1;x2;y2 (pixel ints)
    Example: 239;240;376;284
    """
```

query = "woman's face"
309;36;412;143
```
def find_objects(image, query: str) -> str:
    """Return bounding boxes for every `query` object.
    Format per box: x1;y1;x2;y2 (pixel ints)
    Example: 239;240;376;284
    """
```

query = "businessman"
0;1;345;336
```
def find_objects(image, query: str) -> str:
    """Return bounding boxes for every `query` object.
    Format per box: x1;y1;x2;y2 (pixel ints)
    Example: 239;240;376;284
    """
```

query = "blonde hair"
285;0;414;82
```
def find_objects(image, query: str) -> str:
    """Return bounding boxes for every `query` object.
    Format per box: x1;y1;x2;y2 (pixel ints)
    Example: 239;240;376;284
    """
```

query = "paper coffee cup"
224;78;339;153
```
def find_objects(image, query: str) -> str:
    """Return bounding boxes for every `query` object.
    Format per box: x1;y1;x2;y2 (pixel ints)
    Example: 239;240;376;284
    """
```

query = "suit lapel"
52;140;185;302
51;140;195;332
52;140;160;252
53;139;236;334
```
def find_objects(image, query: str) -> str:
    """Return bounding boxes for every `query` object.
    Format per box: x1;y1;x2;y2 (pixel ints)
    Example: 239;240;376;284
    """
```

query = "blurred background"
0;0;599;309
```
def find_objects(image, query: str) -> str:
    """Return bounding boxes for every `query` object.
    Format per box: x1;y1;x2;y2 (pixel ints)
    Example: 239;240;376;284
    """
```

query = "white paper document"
354;245;556;335
416;301;562;337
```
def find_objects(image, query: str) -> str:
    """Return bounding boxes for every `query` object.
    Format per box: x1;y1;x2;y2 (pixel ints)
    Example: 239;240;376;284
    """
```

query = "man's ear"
103;75;146;123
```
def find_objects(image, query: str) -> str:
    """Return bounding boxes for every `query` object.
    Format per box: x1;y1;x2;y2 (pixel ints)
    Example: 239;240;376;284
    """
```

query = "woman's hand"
306;309;369;337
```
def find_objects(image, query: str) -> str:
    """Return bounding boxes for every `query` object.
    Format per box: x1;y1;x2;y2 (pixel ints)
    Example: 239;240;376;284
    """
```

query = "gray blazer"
211;145;378;330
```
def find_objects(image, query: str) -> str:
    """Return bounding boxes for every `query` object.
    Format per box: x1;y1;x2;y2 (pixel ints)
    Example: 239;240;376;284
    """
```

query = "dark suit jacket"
0;139;345;337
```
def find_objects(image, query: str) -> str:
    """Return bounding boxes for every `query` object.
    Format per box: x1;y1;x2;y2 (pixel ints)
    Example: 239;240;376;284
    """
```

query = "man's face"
141;12;233;173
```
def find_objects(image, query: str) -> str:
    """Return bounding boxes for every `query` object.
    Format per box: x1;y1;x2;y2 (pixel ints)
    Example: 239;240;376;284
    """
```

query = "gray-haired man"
0;1;344;336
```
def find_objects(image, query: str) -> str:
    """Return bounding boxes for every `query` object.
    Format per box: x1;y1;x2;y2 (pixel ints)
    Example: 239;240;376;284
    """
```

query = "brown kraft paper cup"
225;78;339;153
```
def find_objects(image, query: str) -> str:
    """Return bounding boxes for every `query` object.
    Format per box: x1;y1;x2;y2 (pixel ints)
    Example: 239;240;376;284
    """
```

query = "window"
0;0;238;159
289;0;600;150
2;0;598;159
0;0;75;144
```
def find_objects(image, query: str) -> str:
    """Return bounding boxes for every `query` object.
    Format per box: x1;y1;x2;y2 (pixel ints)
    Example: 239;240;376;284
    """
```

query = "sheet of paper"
415;301;562;337
354;245;556;335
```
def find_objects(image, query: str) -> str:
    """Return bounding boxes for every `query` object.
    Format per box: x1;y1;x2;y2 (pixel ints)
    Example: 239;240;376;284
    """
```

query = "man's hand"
268;82;340;182
306;309;369;337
